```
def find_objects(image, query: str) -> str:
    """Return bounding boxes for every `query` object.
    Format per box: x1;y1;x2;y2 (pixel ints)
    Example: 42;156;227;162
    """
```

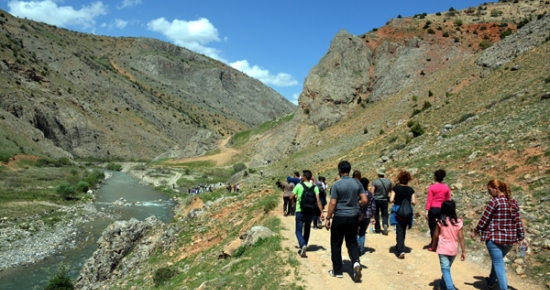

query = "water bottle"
370;224;374;233
520;244;526;257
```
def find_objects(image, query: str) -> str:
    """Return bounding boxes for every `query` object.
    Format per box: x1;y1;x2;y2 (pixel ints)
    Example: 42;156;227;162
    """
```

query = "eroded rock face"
75;217;162;290
477;14;550;69
298;29;372;129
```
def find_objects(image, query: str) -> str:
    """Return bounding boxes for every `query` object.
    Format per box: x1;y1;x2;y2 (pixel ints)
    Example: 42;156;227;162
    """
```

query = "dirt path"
168;137;241;166
277;205;543;290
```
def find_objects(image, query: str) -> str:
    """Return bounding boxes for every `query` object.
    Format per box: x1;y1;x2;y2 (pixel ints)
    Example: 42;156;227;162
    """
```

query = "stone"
221;239;243;258
510;65;522;71
542;239;550;250
242;226;275;247
451;183;463;190
541;93;550;101
515;266;525;275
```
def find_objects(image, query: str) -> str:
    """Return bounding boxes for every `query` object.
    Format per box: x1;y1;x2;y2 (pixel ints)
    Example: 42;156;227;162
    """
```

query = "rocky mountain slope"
0;10;295;161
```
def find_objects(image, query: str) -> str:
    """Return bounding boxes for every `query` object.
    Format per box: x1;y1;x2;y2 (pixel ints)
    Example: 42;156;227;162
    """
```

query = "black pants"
374;199;389;232
313;206;324;228
330;215;360;275
395;222;408;254
283;196;292;214
428;207;441;240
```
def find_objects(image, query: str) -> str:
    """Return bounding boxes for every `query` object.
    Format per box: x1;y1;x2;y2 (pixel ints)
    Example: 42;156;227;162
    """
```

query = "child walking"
431;200;466;290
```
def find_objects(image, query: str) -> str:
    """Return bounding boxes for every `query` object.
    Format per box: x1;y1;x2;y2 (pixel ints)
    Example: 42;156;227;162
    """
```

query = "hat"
376;167;386;176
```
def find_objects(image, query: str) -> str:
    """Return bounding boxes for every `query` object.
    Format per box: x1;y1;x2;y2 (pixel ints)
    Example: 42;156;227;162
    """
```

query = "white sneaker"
329;270;343;278
353;262;362;282
300;245;307;257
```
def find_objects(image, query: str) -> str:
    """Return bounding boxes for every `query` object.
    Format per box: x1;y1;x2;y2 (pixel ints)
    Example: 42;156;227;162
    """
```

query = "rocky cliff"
0;11;295;160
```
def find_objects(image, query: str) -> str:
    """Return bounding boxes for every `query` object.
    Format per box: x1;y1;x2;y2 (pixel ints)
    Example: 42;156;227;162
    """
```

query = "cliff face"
0;12;295;160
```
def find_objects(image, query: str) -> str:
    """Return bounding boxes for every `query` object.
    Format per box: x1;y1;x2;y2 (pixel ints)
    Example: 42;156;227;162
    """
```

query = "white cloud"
101;22;107;28
117;0;141;9
114;18;128;29
147;17;224;60
230;60;298;87
290;93;300;105
8;0;107;29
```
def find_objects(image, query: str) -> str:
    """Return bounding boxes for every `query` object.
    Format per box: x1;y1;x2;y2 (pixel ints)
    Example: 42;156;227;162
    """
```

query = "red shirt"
425;183;451;210
474;196;525;245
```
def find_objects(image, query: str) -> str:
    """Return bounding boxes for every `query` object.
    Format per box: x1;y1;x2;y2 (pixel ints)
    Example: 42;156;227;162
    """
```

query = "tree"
44;263;74;290
56;182;76;200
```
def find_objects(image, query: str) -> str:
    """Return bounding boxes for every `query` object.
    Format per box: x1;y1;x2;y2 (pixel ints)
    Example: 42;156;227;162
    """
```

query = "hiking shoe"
353;262;362;282
299;245;307;257
329;270;343;278
383;225;388;235
398;252;405;259
485;277;494;289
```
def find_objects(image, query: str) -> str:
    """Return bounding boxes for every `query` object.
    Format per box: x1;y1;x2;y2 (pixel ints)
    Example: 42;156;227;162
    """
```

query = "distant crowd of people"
277;161;528;289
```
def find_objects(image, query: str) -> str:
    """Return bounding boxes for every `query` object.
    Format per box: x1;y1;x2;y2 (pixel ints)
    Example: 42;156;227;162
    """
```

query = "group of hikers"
279;161;528;289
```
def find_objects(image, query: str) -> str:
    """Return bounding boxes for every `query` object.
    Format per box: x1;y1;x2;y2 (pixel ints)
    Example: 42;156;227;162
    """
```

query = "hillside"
0;10;295;161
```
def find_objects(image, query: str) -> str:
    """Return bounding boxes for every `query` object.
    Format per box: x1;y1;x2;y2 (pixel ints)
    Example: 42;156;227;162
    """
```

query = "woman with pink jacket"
425;169;451;250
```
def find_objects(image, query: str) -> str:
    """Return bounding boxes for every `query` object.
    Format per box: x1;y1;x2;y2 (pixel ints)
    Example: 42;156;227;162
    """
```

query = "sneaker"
353;262;362;282
485;277;494;289
329;270;343;278
299;245;307;257
427;247;434;252
383;225;388;235
398;252;405;259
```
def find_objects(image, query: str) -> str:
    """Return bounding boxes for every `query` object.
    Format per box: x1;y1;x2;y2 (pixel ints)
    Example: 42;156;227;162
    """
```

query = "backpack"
299;182;317;213
396;198;413;222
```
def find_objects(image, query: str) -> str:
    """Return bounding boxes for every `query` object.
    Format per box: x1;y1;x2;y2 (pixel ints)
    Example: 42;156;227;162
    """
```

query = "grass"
232;113;294;148
176;167;233;189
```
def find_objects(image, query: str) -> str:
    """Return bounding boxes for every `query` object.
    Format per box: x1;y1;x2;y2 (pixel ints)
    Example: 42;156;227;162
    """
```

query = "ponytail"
487;179;514;213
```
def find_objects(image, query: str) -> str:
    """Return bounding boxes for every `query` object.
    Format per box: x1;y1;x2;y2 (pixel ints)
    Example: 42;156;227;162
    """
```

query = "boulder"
242;226;276;246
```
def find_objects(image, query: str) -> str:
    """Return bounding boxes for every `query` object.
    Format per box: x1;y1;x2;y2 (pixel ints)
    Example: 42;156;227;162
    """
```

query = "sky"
1;0;486;105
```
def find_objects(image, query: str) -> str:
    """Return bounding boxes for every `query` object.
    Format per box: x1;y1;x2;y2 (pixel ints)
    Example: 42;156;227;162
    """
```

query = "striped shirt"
474;195;525;245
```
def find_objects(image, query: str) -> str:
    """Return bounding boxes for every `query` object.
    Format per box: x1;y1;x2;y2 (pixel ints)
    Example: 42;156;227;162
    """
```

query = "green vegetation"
454;19;463;26
106;162;122;171
500;28;513;39
427;28;435;34
490;9;503;17
231;113;294;148
153;267;177;287
44;263;73;290
479;39;493;49
233;162;247;173
56;182;76;200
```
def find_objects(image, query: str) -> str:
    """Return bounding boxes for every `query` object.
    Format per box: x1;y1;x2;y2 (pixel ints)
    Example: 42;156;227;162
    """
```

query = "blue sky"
2;0;485;104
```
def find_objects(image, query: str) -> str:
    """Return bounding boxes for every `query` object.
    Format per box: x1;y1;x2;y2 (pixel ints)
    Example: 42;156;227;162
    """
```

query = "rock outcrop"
75;217;162;290
298;29;372;129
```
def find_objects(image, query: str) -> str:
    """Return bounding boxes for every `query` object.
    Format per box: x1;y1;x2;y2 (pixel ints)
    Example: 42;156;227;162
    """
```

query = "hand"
425;211;429;220
521;239;529;250
325;219;331;231
460;252;466;261
470;231;477;240
320;214;325;221
371;219;376;224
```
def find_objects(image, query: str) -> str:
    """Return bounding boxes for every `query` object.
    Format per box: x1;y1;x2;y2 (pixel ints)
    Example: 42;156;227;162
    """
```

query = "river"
0;171;174;290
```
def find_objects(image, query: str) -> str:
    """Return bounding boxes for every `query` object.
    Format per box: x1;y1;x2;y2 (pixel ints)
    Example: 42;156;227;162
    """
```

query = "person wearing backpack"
325;161;367;282
290;170;324;258
389;171;416;259
357;177;376;255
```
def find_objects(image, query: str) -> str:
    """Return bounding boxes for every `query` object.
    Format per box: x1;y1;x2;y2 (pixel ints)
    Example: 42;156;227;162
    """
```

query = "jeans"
374;199;388;232
439;254;456;290
486;240;512;290
331;215;360;275
428;207;441;240
395;222;407;254
283;196;291;214
356;218;368;253
295;212;314;248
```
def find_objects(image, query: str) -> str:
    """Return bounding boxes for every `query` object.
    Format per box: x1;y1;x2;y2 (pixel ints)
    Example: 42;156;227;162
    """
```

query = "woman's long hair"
439;200;459;226
487;179;515;212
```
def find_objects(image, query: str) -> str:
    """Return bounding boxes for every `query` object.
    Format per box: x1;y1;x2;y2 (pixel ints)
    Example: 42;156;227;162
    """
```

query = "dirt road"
168;137;241;166
277;207;542;290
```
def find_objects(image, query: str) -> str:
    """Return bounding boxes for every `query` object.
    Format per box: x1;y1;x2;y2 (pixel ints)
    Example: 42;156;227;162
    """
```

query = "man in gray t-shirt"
325;160;367;281
370;167;392;235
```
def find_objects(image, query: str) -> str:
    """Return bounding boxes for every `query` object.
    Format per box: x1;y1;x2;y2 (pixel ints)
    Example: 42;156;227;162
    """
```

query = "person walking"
471;179;528;290
290;170;324;257
357;177;375;255
425;169;451;250
282;179;295;216
389;171;416;259
431;200;466;290
325;161;367;282
370;167;392;235
313;176;328;228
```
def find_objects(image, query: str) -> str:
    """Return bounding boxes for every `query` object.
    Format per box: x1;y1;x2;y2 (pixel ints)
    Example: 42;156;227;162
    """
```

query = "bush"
412;95;418;102
56;182;76;200
428;90;433;97
357;96;362;104
0;152;12;163
44;263;73;290
233;163;247;173
83;169;105;187
76;181;90;192
479;39;492;49
379;129;385;135
263;200;278;213
410;122;425;137
407;120;415;128
490;9;503;17
442;32;449;37
153;267;177;287
422;101;432;110
427;28;435;34
500;28;513;39
58;157;71;166
454;19;463;26
106;163;122;171
363;128;368;134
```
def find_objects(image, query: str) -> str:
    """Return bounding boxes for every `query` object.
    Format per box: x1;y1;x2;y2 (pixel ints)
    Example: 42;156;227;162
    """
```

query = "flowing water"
0;171;174;290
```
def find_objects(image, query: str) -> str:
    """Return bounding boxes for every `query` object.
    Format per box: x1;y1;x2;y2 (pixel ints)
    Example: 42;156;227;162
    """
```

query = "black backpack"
396;198;413;222
300;182;317;213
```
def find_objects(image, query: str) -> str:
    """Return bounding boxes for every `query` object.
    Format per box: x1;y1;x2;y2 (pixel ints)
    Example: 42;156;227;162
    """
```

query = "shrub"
436;12;442;16
479;39;492;49
422;101;432;110
58;157;71;166
412;95;418;102
454;19;463;26
83;169;105;187
544;77;550;83
442;32;450;37
427;28;435;34
263;199;278;213
363;128;368;134
304;108;310;115
153;267;177;287
500;28;513;39
77;181;90;192
56;182;76;200
379;129;385;135
397;14;402;18
106;163;122;171
428;90;434;97
407;120;415;128
233;163;247;173
357;96;362;104
44;263;73;290
410;122;425;137
490;9;503;17
0;152;12;163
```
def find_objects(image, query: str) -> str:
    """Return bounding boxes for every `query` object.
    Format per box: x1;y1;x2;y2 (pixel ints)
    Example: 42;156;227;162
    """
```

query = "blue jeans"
439;254;456;290
295;212;314;248
486;240;512;290
356;219;368;253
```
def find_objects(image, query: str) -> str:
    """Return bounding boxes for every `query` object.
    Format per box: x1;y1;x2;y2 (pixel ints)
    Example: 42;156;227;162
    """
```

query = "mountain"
0;10;295;161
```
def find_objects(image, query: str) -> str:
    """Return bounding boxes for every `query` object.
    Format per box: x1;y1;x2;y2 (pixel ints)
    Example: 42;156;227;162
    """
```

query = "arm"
315;187;324;220
411;193;416;205
430;224;440;251
458;228;466;261
389;190;395;203
425;185;433;219
472;198;497;239
359;192;368;206
325;198;337;230
369;186;376;196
